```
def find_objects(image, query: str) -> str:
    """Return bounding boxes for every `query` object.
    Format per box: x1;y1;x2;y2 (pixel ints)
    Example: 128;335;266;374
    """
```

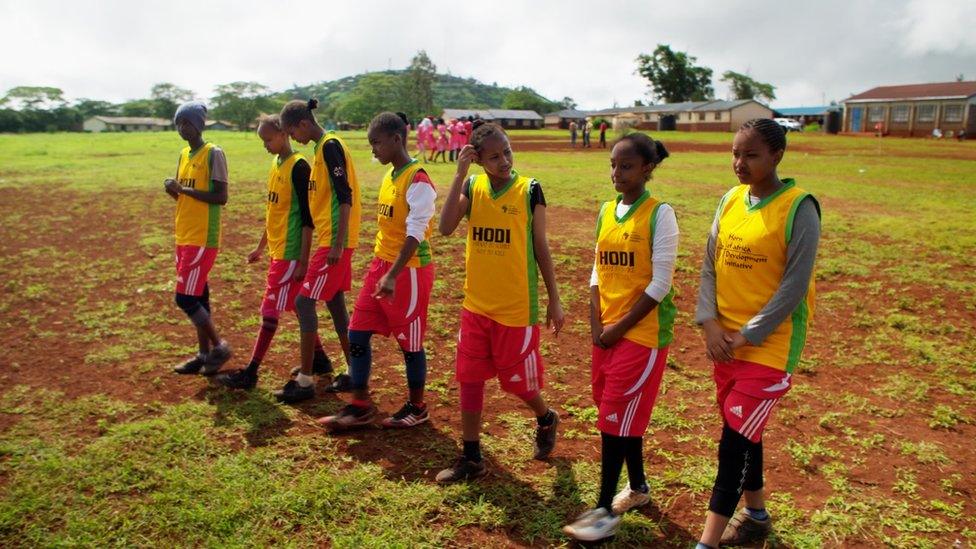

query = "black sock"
598;432;627;512
624;436;647;491
244;360;260;375
463;440;482;463
536;409;555;427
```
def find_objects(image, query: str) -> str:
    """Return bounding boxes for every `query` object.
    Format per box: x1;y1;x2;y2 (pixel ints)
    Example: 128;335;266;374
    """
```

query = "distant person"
435;120;564;483
416;116;432;162
165;101;232;377
272;98;361;402
956;129;966;141
582;119;592;148
932;127;943;139
463;117;473;146
599;120;608;148
569;120;578;147
563;133;677;543
450;118;464;162
434;118;448;163
693;119;820;549
216;115;320;392
319;112;437;431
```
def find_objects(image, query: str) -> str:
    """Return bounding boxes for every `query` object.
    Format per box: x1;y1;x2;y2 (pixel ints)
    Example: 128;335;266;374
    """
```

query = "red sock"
249;316;279;367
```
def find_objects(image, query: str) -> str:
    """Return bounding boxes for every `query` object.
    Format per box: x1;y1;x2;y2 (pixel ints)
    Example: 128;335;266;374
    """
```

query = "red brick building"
842;81;976;137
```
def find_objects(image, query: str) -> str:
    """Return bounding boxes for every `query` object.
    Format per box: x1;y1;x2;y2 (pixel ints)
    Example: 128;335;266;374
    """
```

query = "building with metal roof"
841;81;976;137
441;108;543;129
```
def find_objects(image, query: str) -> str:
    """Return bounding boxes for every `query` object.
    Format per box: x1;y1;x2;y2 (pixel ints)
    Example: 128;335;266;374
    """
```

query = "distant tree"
559;96;577;110
720;70;776;102
75;99;119;119
0;109;22;132
150;82;194;119
502;87;559;113
1;86;67;110
957;73;966;82
335;73;402;124
402;51;437;120
634;99;645;107
635;45;714;103
211;81;276;131
119;99;156;117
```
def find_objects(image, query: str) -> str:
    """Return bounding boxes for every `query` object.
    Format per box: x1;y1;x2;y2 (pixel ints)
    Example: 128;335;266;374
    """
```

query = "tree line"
0;47;775;133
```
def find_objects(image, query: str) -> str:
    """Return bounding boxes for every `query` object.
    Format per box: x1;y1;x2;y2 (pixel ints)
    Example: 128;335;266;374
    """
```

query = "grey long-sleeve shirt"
695;194;821;345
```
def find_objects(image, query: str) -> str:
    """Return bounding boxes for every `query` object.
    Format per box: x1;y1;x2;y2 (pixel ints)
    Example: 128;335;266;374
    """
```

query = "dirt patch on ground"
1;189;973;547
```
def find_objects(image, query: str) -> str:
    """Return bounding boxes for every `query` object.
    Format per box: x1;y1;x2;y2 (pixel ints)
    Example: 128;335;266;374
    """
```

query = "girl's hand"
590;318;606;349
456;145;479;177
703;320;734;363
246;248;263;264
547;300;565;337
599;322;625;348
372;272;396;301
292;260;307;282
326;247;342;265
724;331;748;350
164;178;181;196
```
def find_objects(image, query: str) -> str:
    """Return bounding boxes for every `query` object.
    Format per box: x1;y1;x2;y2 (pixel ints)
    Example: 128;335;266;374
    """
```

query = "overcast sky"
1;0;974;109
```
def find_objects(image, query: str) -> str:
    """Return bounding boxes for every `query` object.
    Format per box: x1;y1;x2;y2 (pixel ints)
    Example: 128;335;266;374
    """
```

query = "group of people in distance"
162;99;820;546
570;118;609;148
416;115;474;163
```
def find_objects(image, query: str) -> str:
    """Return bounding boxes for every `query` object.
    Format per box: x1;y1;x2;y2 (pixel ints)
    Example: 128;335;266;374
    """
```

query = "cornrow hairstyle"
739;118;787;152
616;132;669;166
257;113;283;132
368;111;408;143
280;98;318;128
468;120;507;151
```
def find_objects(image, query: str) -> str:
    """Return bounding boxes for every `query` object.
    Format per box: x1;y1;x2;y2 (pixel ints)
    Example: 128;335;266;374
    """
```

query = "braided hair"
280;98;319;128
468;119;507;151
368;111;409;142
738;118;786;152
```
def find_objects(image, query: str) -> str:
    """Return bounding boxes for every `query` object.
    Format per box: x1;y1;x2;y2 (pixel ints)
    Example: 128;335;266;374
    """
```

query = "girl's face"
176;118;200;143
610;141;652;195
284;119;314;145
257;123;288;156
476;134;514;181
367;128;402;165
732;129;783;185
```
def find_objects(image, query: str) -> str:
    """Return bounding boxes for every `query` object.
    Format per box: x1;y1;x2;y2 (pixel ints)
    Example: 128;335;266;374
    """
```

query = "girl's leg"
699;424;759;546
461;381;485;462
623;435;646;490
597;432;628;512
325;291;352;367
348;329;373;403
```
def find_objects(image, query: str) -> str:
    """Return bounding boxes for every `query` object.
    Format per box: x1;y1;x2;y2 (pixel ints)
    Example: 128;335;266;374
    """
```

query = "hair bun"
395;111;409;126
307;98;318;110
471;119;486;131
654;140;669;161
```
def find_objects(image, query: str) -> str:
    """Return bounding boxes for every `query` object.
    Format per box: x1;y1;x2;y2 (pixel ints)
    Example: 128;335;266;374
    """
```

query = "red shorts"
592;341;669;437
456;308;544;394
299;247;353;301
260;259;302;318
714;359;792;442
175;245;218;297
349;257;434;352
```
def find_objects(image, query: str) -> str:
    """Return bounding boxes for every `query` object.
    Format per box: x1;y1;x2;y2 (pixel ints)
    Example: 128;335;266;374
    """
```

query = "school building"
543;109;593;129
440;108;544;129
841;81;976;137
590;99;774;132
83;116;237;133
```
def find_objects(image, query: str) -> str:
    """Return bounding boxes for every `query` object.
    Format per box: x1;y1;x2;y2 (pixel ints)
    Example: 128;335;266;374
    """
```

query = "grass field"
0;129;974;548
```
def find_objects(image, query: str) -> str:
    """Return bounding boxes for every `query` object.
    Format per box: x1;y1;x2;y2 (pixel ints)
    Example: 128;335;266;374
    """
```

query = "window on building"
944;104;964;122
697;112;706;121
917;104;936;122
868;106;885;122
891;105;910;123
714;112;722;121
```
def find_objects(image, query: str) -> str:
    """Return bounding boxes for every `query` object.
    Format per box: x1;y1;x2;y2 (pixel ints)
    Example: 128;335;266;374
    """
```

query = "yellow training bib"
374;159;433;267
714;179;817;372
595;191;676;348
174;142;220;248
309;132;360;249
266;153;305;261
462;173;539;327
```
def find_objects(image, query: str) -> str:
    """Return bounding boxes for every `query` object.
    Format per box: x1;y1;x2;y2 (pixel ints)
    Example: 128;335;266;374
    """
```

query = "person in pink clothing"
433;118;448;163
416;117;432;162
463;117;473;146
450;118;465;162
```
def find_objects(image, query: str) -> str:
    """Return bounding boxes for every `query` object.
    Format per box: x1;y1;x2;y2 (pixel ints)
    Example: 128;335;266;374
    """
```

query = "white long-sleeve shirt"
590;201;679;302
405;178;437;242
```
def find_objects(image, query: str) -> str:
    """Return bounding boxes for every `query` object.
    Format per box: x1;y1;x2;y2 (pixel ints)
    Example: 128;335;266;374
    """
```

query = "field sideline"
0;130;974;547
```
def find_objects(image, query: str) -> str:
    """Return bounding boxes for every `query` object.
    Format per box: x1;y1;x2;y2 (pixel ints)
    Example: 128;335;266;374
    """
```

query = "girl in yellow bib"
693;119;821;549
164;101;232;377
563;133;678;542
434;120;565;484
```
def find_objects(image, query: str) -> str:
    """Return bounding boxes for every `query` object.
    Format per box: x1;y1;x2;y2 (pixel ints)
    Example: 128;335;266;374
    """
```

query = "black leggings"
708;424;764;518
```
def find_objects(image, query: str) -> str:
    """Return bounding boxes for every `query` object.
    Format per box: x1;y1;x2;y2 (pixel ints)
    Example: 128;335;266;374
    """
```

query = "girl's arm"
374;174;436;299
532;200;565;336
590;280;605;349
438;145;476;236
247;231;268;263
697;200;734;362
174;148;229;205
291;159;315;281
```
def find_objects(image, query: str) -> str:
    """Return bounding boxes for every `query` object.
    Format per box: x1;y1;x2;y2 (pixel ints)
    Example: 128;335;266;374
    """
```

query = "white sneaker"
562;508;620;541
612;485;650;515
